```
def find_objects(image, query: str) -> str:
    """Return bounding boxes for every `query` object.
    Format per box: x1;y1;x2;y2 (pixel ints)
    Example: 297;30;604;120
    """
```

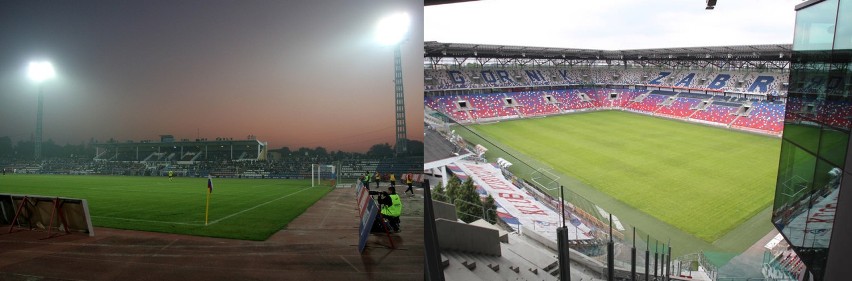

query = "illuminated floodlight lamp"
27;61;55;83
375;12;410;45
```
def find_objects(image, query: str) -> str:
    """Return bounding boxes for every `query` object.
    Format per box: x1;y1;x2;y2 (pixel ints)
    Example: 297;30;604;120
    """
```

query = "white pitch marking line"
207;187;316;225
340;255;361;273
91;216;203;226
152;238;180;257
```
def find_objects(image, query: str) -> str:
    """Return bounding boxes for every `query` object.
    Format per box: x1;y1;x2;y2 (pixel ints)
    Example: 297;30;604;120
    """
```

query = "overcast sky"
426;0;800;50
0;0;423;153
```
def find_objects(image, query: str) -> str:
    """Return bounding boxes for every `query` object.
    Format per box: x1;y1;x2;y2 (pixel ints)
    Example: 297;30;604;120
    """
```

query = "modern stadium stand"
423;66;806;136
731;101;786;133
512;91;561;117
691;104;739;125
625;92;666;113
467;93;517;120
656;97;701;118
427;89;787;135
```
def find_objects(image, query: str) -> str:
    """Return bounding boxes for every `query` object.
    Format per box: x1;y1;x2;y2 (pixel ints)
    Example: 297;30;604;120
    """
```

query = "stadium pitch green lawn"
470;111;781;242
0;175;332;241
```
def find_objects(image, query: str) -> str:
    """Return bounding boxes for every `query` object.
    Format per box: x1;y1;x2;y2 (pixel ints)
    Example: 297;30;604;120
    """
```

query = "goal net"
311;164;336;187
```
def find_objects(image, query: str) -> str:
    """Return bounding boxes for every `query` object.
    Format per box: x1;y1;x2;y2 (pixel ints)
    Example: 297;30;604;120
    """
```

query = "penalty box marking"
207;186;318;226
91;185;318;226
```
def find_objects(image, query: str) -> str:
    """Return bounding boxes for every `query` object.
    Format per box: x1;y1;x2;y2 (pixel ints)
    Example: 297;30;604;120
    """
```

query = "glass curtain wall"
773;0;852;279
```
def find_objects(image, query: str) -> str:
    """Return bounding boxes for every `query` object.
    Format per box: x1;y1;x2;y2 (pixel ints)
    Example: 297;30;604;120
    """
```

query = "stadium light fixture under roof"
375;12;410;45
27;61;55;83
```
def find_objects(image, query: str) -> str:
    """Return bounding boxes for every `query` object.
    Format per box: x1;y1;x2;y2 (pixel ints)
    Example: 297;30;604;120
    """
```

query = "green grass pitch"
468;111;781;242
0;175;332;240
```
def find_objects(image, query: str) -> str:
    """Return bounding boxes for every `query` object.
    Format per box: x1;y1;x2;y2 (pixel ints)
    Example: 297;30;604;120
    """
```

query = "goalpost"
311;164;336;187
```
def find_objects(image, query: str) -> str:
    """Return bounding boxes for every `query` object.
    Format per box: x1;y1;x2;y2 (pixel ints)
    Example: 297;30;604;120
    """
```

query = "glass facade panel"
818;125;849;167
782;105;822;153
841;54;852;98
793;0;838;51
786;52;832;154
788;54;831;100
774;141;817;246
774;141;842;281
834;0;852;49
778;1;852;279
793;158;840;280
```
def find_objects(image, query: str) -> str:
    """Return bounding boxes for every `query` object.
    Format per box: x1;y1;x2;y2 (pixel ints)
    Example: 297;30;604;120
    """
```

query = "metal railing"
430;192;494;223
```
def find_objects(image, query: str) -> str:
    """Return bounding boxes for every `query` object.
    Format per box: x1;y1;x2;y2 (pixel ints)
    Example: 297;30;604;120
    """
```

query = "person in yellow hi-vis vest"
378;186;402;233
404;174;415;196
373;171;381;189
389;173;396;188
362;172;371;189
168;170;174;182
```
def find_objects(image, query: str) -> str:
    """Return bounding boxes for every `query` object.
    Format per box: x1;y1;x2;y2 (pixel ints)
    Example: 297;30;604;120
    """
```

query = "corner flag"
205;176;213;225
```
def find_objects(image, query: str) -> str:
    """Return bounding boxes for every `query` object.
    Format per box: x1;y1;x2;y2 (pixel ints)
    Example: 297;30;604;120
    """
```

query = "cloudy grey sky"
426;0;800;49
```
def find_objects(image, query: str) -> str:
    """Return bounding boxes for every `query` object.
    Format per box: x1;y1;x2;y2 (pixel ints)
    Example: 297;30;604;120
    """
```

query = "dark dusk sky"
0;0;424;153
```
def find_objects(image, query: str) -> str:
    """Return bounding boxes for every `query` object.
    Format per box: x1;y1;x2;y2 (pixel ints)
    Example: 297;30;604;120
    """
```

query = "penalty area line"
206;186;317;226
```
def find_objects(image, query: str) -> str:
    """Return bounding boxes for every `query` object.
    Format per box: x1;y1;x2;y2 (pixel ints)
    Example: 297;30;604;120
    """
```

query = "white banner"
454;160;592;241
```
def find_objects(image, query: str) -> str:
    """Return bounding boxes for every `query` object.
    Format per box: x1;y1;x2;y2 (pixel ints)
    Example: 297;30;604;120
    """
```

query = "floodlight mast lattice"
27;61;56;161
376;12;409;156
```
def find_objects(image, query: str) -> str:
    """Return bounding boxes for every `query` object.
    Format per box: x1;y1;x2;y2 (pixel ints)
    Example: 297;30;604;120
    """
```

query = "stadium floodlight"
376;11;411;155
375;12;410;45
27;61;55;83
27;60;55;160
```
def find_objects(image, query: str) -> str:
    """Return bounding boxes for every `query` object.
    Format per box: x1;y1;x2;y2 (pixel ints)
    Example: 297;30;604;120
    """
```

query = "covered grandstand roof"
93;139;267;162
93;139;264;148
425;41;792;69
425;0;477;6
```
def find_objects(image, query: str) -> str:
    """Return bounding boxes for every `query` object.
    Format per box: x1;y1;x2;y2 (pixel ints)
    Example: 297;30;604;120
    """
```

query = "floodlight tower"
376;12;410;156
27;61;56;160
